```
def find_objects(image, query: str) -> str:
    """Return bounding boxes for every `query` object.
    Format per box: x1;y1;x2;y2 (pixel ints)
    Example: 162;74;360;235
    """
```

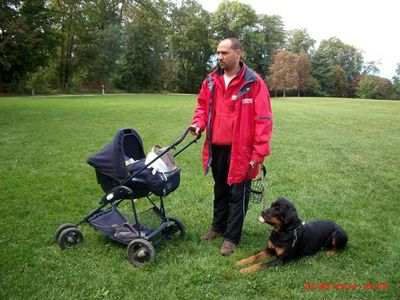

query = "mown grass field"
0;94;399;299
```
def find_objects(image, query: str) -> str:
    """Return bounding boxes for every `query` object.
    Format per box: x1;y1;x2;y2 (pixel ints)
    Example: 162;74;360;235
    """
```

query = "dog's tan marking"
240;263;263;273
236;250;269;266
264;216;282;232
268;240;285;256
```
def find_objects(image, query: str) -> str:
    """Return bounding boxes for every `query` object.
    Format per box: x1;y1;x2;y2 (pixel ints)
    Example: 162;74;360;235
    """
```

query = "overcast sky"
197;0;399;79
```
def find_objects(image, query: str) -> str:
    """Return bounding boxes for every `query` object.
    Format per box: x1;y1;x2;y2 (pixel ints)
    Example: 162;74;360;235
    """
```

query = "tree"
328;65;347;97
391;63;400;100
242;14;285;76
267;50;311;97
286;29;315;56
212;0;257;42
48;0;84;90
356;75;393;99
164;0;212;92
0;0;58;92
117;0;166;92
72;0;123;90
362;60;380;75
312;37;363;97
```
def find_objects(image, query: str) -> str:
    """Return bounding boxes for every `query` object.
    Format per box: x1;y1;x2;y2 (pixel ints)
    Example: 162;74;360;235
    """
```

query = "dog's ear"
284;206;299;225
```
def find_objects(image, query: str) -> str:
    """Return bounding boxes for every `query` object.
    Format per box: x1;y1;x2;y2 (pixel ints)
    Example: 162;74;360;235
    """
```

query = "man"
190;37;273;256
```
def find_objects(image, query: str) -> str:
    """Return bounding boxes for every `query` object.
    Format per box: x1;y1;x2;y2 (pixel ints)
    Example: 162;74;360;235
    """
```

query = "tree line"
1;0;400;100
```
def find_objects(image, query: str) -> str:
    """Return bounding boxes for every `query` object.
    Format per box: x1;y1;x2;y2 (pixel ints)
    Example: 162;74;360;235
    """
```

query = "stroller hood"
87;128;146;182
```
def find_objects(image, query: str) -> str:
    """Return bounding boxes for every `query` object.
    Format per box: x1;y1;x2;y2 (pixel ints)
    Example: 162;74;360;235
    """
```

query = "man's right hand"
189;125;201;136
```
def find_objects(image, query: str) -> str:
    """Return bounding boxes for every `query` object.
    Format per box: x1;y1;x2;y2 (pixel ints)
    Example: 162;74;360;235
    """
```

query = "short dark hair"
224;37;242;50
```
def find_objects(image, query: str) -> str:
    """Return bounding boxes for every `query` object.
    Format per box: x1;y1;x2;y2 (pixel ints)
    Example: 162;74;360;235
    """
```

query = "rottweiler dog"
237;197;348;273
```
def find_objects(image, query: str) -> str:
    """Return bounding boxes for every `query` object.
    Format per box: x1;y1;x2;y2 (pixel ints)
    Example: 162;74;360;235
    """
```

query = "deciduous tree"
164;0;212;92
286;29;315;56
267;50;311;97
356;75;393;100
243;14;285;76
0;0;58;92
212;0;257;42
312;37;363;97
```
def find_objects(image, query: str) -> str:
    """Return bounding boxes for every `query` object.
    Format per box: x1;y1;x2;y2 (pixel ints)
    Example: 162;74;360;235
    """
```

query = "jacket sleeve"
252;77;273;163
191;79;209;132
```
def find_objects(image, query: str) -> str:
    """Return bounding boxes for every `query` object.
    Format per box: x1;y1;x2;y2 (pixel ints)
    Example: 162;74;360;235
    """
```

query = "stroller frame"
55;127;200;267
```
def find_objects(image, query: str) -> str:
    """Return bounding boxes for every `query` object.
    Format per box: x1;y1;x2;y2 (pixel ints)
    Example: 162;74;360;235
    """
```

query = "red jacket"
191;62;273;184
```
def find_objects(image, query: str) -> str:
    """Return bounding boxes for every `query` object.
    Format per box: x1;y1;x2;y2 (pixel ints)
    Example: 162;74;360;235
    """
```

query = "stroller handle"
173;126;201;147
171;126;202;158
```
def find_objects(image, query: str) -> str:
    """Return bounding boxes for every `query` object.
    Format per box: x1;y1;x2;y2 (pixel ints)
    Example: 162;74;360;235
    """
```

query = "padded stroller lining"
123;134;145;161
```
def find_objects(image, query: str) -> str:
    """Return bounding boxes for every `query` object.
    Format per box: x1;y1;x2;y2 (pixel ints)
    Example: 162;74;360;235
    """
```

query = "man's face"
217;40;241;72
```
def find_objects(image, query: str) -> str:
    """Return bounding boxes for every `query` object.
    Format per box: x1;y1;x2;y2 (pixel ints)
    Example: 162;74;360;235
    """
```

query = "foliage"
286;29;316;56
1;0;399;97
72;1;123;90
211;0;257;42
0;0;58;92
164;0;212;93
391;63;400;100
242;14;286;76
117;1;166;92
362;60;380;76
0;95;399;299
311;37;364;97
356;75;393;100
267;50;311;96
328;65;348;98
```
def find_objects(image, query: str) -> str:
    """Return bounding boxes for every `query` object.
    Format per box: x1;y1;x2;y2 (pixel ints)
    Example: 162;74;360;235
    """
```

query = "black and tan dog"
237;197;348;273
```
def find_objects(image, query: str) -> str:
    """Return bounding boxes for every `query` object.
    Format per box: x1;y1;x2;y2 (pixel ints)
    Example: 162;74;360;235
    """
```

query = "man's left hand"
249;160;257;169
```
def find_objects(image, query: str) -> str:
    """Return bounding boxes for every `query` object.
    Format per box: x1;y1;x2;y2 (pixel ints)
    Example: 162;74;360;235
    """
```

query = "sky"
197;0;399;79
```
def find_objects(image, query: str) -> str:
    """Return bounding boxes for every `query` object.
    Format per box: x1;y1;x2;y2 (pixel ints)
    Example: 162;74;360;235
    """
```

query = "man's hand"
189;125;201;136
249;160;257;169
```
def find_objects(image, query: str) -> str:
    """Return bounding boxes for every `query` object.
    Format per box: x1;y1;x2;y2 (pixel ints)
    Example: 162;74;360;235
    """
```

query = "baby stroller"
55;127;200;267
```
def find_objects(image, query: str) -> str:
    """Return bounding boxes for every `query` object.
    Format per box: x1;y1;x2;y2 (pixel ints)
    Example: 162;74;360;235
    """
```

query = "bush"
356;75;393;99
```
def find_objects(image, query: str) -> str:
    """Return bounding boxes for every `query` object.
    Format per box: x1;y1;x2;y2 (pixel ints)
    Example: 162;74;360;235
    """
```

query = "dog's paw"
236;259;249;266
240;264;263;274
326;249;337;256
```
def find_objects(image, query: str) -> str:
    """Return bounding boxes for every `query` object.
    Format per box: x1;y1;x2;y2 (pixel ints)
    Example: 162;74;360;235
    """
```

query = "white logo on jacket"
242;98;253;104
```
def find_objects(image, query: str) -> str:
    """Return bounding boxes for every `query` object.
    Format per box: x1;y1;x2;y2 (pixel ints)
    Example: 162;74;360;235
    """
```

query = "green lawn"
0;95;399;299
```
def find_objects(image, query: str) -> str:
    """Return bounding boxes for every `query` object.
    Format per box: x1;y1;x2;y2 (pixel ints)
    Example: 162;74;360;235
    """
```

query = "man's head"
217;37;242;75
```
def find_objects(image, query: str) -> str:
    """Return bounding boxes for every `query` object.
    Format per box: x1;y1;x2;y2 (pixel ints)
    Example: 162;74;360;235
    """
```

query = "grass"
0;94;399;299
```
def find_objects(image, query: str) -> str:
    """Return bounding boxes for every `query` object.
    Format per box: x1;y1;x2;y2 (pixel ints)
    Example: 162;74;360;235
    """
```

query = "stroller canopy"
87;128;146;182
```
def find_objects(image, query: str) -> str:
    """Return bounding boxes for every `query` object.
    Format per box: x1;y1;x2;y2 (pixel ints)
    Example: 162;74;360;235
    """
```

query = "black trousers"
211;145;251;244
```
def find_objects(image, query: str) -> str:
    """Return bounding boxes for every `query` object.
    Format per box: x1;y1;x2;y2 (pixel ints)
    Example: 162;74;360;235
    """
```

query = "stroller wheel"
57;227;84;250
55;223;76;241
127;239;156;267
163;217;186;239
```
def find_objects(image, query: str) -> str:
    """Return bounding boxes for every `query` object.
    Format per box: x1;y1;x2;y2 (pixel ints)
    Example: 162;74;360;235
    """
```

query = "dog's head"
259;197;301;232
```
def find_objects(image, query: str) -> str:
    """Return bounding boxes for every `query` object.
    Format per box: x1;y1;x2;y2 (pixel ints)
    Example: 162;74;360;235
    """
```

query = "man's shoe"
201;230;221;241
220;240;235;256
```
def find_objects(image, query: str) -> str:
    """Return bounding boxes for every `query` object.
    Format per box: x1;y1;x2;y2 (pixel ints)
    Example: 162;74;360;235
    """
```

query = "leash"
291;222;305;248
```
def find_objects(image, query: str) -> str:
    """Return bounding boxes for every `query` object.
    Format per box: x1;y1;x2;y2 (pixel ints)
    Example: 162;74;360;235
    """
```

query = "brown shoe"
220;240;235;256
201;230;221;241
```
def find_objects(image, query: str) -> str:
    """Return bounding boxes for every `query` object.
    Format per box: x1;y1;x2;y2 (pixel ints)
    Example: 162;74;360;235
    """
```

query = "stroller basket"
88;207;160;245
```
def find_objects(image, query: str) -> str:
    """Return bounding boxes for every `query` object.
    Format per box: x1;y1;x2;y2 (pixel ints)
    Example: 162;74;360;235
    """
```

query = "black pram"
55;127;200;267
